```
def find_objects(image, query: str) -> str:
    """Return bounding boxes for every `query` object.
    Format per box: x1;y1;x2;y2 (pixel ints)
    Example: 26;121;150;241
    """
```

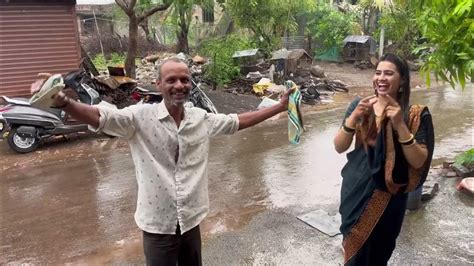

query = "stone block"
446;171;458;178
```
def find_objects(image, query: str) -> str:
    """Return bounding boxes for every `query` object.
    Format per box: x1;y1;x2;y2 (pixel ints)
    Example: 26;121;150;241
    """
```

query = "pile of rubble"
134;49;349;106
135;52;209;88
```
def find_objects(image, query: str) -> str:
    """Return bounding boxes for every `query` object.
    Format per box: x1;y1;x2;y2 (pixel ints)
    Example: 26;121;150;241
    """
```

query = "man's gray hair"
156;57;188;81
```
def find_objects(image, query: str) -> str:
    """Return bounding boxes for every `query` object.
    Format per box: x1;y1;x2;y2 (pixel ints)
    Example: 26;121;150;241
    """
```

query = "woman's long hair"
361;53;411;147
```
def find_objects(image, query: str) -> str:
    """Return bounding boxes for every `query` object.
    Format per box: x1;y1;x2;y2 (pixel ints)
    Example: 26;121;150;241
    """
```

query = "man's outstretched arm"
31;79;100;128
237;88;292;130
57;92;101;128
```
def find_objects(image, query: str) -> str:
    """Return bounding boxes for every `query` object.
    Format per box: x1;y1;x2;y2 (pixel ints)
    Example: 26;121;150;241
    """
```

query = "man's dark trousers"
143;223;202;266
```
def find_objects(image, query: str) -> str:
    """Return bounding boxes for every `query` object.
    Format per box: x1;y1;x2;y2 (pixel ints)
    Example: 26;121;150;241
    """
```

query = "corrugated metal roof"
271;49;311;60
232;49;260;58
271;49;290;60
0;4;81;97
288;49;311;60
343;35;373;44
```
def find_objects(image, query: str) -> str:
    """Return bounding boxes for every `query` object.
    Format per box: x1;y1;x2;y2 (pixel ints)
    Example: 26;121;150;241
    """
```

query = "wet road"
1;86;473;264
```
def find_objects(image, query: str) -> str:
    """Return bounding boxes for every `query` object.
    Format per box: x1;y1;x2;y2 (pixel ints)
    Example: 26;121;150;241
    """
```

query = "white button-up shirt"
91;102;239;234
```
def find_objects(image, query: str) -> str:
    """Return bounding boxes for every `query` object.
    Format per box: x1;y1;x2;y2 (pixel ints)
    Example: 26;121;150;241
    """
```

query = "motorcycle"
0;71;101;153
189;80;218;114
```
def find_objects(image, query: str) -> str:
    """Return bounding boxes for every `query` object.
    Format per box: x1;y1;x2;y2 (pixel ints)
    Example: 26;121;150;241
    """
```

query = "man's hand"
50;91;70;108
278;87;295;112
237;87;296;131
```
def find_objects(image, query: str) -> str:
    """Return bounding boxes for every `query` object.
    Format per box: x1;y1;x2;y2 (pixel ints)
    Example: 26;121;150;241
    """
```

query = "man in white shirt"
32;58;293;265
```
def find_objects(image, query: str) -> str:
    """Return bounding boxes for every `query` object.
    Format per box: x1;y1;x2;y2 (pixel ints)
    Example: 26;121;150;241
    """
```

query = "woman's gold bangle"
398;133;414;144
399;133;416;146
401;139;417;147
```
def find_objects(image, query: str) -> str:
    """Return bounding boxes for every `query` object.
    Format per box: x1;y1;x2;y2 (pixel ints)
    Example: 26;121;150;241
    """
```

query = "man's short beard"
166;94;190;107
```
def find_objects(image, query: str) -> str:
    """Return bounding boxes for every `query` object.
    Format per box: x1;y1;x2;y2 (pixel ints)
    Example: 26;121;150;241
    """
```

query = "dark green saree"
339;98;435;265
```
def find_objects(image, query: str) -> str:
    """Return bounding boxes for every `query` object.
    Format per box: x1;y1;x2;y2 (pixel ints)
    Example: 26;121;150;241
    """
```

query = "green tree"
308;3;356;51
365;0;472;88
198;34;252;86
413;0;473;88
115;0;171;78
374;2;419;59
356;0;381;35
170;0;214;54
223;0;316;53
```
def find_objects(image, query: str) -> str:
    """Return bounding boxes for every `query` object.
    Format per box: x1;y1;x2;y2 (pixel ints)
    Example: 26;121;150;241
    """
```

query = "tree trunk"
176;9;189;54
126;16;139;78
362;8;368;34
379;26;385;58
140;18;157;45
367;7;379;35
177;28;189;53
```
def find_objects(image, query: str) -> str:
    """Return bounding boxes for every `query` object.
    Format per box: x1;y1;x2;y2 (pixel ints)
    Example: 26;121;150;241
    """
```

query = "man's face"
156;61;192;107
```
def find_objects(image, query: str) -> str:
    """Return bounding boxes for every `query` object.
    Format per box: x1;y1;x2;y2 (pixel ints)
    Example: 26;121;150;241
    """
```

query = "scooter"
0;71;101;153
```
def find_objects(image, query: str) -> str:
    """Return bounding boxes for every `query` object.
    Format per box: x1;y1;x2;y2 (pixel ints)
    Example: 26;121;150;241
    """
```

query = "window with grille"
202;4;214;23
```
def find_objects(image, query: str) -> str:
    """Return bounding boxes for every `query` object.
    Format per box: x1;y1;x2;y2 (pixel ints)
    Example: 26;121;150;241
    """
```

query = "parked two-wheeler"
189;80;218;114
0;71;101;153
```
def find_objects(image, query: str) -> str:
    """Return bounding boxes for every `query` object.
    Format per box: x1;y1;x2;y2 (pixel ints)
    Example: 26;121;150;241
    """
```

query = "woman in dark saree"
333;54;435;265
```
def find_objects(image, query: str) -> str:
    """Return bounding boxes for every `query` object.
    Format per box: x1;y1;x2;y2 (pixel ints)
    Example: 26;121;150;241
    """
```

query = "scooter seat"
29;74;65;110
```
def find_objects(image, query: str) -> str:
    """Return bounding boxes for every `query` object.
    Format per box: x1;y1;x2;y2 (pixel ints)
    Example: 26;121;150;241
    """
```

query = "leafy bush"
307;4;356;52
92;54;106;72
413;0;473;89
454;148;474;169
92;53;127;72
224;0;316;55
198;35;253;86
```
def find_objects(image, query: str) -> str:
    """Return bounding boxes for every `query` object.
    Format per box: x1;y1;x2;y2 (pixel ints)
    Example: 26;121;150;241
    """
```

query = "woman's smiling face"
372;61;401;98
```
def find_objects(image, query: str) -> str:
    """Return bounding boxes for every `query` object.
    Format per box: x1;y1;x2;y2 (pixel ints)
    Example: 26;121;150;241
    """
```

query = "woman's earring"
398;86;403;93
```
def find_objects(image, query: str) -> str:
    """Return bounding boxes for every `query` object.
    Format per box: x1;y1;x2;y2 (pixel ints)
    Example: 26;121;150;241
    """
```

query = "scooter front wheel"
7;127;40;153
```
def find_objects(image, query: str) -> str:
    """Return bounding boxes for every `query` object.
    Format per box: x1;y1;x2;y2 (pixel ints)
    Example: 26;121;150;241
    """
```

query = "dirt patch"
205;89;261;114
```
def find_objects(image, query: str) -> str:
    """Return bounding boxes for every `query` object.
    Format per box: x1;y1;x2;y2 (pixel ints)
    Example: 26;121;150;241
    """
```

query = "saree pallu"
339;101;435;265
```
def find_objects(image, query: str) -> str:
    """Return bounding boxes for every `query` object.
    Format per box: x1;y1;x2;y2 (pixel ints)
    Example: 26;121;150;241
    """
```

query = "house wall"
76;4;115;36
0;0;81;97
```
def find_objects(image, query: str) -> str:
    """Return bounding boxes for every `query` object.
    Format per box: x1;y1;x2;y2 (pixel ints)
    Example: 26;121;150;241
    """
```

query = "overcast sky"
76;0;115;4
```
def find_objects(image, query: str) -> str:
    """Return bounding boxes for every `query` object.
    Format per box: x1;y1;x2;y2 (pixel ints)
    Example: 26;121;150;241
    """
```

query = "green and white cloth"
286;80;304;144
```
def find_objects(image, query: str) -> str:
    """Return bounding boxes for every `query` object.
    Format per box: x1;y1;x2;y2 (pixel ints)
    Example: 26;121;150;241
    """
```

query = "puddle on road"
1;137;137;264
203;109;348;240
204;85;473;239
412;87;474;164
66;236;143;265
